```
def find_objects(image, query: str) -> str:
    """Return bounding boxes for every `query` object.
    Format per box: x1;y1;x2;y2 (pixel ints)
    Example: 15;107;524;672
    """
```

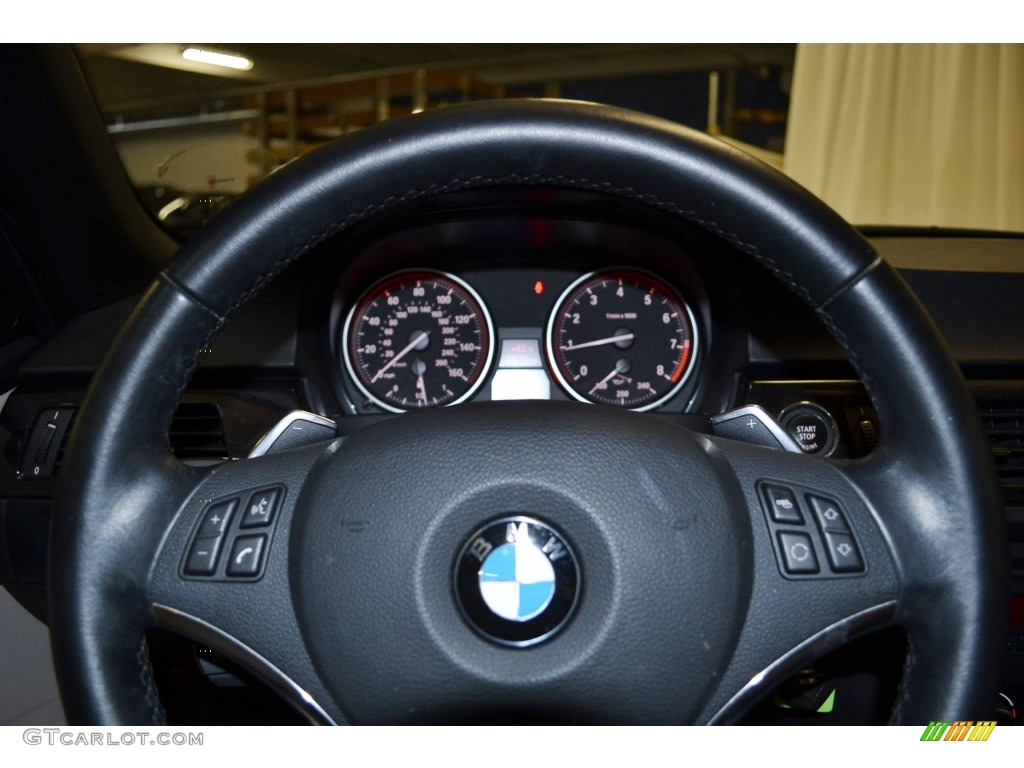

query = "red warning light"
534;281;544;295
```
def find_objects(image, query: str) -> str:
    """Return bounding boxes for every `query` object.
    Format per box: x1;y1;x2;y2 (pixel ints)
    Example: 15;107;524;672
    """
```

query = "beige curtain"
784;44;1024;232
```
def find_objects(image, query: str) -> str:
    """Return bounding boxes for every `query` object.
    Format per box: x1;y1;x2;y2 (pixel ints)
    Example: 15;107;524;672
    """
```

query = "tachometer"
546;270;698;410
343;271;494;412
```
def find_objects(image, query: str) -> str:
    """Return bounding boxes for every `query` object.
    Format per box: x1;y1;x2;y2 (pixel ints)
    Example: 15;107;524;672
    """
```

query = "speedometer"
342;271;494;412
546;270;698;410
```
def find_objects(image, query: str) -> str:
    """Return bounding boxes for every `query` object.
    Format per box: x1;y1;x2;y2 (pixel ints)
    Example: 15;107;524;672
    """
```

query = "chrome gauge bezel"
544;268;700;412
341;269;496;413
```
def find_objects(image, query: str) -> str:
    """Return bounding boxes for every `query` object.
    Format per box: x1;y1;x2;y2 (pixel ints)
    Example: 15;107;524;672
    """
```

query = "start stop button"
779;402;838;456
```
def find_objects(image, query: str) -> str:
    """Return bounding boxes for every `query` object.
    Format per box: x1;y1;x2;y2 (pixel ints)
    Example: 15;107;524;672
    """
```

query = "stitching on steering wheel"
159;271;226;323
155;273;229;447
206;174;818;329
813;305;878;421
138;636;167;726
814;281;917;713
890;636;916;723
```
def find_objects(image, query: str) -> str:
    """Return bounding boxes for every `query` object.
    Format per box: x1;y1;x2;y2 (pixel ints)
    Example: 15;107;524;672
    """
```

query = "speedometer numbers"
546;270;698;410
343;271;494;413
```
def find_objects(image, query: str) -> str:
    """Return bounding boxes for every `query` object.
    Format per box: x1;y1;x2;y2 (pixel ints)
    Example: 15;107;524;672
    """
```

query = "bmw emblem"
454;517;580;647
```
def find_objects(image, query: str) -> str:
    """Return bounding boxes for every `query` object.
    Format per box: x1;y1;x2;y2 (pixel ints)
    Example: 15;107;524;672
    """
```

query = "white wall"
112;122;262;195
785;44;1024;232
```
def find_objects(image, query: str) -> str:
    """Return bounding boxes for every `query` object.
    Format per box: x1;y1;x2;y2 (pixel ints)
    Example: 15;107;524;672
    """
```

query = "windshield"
75;43;1023;239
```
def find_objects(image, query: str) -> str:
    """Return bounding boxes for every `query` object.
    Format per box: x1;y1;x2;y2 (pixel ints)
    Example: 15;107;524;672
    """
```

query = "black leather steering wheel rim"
51;100;1007;724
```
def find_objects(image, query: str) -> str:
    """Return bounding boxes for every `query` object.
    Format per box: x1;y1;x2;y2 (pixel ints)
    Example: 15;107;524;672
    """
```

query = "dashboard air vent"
169;401;227;460
977;398;1024;594
22;401;226;479
980;401;1024;484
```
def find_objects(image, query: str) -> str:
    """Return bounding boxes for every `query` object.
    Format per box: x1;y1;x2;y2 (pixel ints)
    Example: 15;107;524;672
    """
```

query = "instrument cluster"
339;266;702;414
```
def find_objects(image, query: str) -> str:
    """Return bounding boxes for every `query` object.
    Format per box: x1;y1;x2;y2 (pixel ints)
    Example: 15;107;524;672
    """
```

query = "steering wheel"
50;100;1007;724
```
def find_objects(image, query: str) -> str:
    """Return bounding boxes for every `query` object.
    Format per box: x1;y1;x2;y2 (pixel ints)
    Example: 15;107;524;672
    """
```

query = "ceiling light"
181;47;253;72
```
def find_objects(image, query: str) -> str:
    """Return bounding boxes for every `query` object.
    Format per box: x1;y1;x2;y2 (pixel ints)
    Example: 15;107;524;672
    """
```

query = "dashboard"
1;189;971;481
311;190;878;465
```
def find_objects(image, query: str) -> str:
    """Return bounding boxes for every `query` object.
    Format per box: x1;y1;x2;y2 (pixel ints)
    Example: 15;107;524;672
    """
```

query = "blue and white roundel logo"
478;539;556;622
455;516;580;647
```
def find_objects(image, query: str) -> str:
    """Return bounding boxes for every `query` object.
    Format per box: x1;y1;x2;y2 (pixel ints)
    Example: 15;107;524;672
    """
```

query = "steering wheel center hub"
291;401;752;723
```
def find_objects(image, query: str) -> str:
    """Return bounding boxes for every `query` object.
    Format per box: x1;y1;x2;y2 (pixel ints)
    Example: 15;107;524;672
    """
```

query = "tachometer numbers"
545;270;698;410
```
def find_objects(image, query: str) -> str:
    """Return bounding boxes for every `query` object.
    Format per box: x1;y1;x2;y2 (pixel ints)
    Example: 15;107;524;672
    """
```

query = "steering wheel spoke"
147;442;341;724
696;437;902;722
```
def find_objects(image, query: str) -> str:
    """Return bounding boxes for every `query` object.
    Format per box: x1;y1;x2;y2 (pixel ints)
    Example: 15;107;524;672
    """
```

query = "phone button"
226;535;267;578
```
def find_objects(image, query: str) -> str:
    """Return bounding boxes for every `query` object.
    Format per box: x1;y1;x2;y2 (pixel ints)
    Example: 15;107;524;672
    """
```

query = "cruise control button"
184;537;223;576
823;532;864;573
777;531;819;575
807;494;850;533
196;499;237;538
226;535;266;577
241;488;280;528
762;483;803;524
